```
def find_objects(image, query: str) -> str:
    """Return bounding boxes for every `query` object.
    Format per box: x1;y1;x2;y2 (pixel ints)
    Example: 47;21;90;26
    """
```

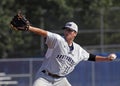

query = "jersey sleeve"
45;31;59;48
80;47;90;61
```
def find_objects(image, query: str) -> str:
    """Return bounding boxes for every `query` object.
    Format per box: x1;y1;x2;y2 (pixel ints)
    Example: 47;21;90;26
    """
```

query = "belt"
42;70;61;78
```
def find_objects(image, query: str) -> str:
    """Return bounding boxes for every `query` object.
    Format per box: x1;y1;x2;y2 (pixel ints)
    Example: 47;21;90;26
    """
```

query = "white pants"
33;73;71;86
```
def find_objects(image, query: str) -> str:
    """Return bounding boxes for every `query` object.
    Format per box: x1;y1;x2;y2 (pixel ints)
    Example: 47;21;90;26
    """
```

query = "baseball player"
27;22;116;86
10;16;116;86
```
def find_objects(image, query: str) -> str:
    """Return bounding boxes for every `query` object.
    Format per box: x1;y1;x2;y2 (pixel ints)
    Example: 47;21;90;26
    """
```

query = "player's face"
64;28;77;41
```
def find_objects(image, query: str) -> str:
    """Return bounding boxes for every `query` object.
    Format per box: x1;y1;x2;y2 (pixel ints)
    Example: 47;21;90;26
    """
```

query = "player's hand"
108;53;117;61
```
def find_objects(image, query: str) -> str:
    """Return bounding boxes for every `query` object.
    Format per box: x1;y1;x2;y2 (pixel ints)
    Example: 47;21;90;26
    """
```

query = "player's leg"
33;77;52;86
53;77;71;86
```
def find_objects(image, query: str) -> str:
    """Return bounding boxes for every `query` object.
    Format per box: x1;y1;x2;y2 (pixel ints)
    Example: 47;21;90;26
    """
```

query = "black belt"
42;70;61;78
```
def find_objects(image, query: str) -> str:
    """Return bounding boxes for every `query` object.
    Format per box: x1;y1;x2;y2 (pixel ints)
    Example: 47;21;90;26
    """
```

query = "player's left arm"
88;53;117;62
29;26;48;37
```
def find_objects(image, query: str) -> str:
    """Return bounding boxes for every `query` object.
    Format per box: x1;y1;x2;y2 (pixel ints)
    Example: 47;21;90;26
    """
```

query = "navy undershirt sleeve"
88;54;96;61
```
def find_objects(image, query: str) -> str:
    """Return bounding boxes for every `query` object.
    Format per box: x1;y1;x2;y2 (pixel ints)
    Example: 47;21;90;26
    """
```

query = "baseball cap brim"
62;27;76;32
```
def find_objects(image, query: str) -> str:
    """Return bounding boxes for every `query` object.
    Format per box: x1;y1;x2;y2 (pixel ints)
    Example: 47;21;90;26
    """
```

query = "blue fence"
0;53;120;86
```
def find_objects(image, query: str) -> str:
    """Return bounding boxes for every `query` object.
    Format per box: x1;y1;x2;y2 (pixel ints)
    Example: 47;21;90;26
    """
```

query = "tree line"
0;0;120;58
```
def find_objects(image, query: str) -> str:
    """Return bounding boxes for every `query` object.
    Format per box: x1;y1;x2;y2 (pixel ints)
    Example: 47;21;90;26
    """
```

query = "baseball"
109;53;117;60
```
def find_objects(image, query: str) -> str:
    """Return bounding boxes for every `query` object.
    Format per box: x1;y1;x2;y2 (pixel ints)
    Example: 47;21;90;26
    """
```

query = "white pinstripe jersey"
39;31;90;76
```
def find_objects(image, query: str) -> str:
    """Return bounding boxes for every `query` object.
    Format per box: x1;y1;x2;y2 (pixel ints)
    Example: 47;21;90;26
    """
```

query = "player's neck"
64;36;74;46
67;40;73;46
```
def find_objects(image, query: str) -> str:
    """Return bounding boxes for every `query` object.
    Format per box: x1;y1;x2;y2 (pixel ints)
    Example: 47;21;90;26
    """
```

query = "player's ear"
74;31;77;37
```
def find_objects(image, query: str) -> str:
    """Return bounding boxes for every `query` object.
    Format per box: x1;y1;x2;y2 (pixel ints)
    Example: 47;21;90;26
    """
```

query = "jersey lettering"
56;55;75;74
56;55;75;66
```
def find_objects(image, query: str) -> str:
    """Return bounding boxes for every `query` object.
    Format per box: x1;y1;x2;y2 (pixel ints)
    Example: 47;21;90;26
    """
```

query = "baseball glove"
10;11;30;31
